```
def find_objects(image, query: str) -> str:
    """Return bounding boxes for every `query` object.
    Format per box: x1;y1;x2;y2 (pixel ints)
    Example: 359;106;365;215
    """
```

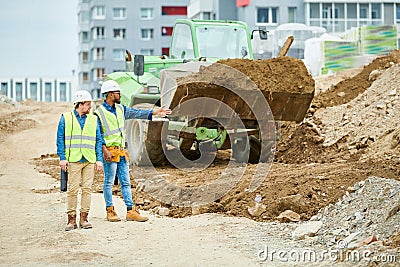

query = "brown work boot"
65;214;77;231
106;206;121;222
79;212;92;229
126;207;148;222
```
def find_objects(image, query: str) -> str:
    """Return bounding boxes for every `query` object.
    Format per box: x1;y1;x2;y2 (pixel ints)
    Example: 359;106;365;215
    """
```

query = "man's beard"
115;99;121;104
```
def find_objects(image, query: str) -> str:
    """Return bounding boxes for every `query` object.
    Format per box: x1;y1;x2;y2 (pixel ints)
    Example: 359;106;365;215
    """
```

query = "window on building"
161;27;173;36
81;51;88;63
162;47;170;56
322;4;332;19
113;28;126;39
59;83;67;101
310;3;320;19
359;4;369;19
113;8;126;19
162;6;187;16
16;82;23;101
288;7;297;23
141;8;154;19
92;27;105;39
371;4;381;20
203;12;211;20
93;68;105;81
92;6;105;19
83;51;89;62
397;4;400;20
45;82;52;102
113;49;125;60
141;29;154;40
81;31;89;43
82;72;89;83
1;82;7;95
92;47;105;60
140;49;154;55
336;4;344;18
29;82;37;100
257;7;278;24
347;4;357;19
79;11;89;22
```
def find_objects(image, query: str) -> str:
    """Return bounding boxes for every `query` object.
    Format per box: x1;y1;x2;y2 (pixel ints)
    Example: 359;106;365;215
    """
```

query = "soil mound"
217;57;315;94
314;64;400;148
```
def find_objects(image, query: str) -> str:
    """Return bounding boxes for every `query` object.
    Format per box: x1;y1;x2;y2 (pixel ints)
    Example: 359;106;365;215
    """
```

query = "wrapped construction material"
359;25;398;55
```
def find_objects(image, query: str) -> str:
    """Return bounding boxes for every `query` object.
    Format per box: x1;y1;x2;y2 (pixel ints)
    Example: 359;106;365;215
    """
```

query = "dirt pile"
0;99;36;142
217;57;315;94
176;57;314;94
313;63;400;152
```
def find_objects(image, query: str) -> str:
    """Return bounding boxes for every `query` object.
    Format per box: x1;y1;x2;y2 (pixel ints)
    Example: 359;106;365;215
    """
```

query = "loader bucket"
160;57;314;123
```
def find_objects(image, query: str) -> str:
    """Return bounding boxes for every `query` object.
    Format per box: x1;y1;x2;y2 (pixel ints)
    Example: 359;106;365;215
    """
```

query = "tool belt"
106;146;130;162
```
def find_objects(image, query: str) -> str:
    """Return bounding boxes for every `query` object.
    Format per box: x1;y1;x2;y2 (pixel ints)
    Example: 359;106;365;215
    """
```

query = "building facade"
304;1;400;33
77;0;190;97
0;78;73;102
236;0;306;31
190;0;400;35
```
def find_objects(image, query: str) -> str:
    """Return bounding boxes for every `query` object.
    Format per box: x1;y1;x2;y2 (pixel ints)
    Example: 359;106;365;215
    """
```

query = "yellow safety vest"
64;112;97;163
95;104;125;147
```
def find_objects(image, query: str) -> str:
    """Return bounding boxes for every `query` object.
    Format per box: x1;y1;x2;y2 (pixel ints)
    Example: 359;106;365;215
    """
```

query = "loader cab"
170;19;254;60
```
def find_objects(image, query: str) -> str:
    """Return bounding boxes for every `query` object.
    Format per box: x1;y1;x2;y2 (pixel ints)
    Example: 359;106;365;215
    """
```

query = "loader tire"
232;135;274;164
179;138;201;160
126;119;166;166
248;136;275;164
125;103;166;166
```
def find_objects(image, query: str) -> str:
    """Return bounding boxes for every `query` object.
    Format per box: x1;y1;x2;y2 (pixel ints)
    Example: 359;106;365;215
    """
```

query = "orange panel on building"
162;6;187;15
236;0;250;7
162;26;173;36
162;47;170;56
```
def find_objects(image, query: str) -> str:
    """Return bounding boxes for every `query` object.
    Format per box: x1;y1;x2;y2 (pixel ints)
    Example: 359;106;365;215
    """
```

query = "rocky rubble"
313;63;400;149
0;93;18;106
310;176;400;249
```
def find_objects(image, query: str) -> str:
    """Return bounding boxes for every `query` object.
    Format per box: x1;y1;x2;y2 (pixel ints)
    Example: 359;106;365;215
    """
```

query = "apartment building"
188;0;237;20
0;78;73;102
304;1;400;33
77;0;190;97
190;0;400;35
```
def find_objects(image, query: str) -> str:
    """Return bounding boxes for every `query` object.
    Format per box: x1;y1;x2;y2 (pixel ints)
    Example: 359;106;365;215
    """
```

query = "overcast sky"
0;0;77;78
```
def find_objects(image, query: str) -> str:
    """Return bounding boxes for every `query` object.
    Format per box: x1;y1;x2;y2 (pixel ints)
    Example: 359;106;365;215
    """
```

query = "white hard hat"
73;90;92;104
101;80;120;94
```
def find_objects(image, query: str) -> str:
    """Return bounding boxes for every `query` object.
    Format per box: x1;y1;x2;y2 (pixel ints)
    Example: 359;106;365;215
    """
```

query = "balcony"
188;0;213;19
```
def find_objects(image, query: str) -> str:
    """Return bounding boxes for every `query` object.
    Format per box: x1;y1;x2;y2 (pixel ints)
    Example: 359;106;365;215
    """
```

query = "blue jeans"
103;156;134;209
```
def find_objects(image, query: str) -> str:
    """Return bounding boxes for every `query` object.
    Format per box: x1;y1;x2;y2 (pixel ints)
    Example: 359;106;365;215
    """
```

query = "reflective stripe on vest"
64;112;97;163
95;104;125;147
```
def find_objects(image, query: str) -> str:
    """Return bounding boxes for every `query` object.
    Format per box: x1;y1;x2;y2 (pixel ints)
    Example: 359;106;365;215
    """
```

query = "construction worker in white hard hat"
94;80;171;222
56;90;103;231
